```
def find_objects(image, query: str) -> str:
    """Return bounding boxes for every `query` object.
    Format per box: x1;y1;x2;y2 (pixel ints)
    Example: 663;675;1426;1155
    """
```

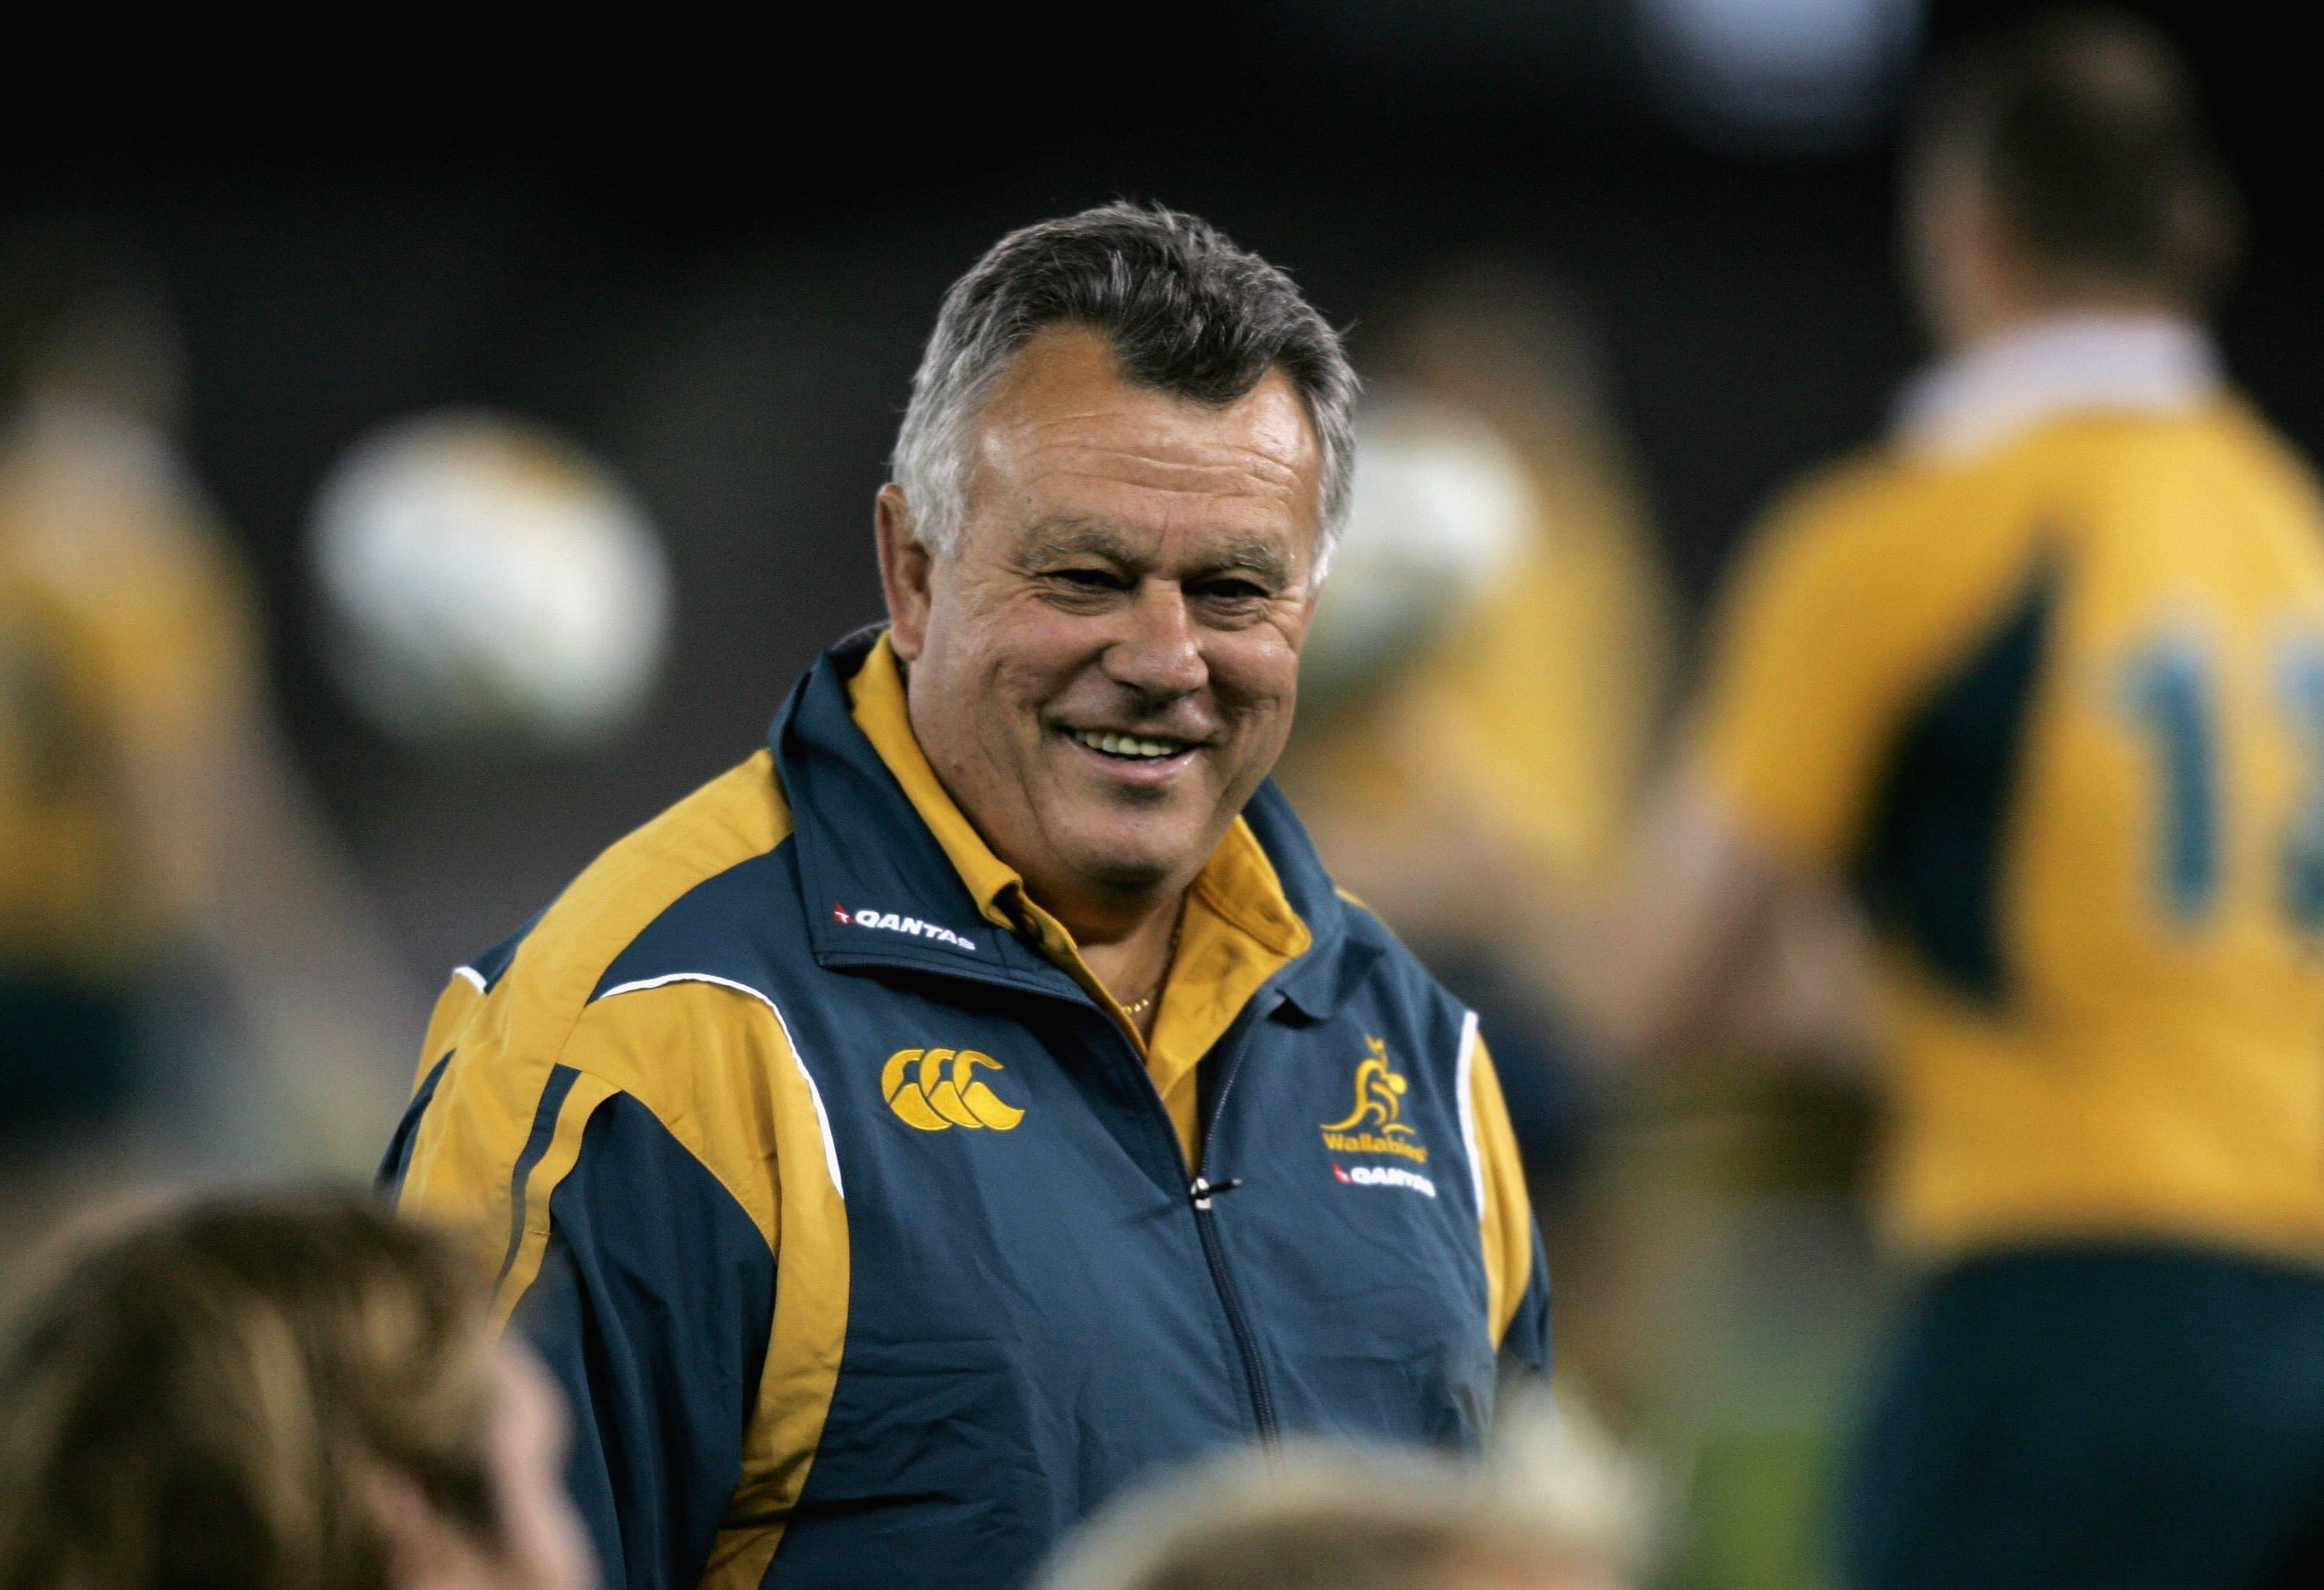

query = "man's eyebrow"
1205;537;1296;586
1014;517;1137;564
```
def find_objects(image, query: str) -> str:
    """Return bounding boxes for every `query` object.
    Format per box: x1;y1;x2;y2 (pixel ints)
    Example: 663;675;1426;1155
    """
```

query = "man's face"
878;326;1322;922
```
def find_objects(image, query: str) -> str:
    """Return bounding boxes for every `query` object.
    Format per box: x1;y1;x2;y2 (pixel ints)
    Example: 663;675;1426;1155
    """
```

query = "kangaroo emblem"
1320;1036;1415;1138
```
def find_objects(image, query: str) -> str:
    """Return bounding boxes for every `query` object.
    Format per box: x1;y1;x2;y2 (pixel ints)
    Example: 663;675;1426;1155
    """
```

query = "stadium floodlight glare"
1636;0;1924;153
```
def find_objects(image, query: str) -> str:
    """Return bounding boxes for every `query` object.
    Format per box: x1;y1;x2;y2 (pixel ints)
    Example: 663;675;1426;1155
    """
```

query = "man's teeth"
1071;729;1188;761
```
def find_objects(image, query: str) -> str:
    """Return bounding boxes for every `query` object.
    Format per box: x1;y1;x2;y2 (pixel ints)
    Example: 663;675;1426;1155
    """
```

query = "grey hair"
890;201;1358;580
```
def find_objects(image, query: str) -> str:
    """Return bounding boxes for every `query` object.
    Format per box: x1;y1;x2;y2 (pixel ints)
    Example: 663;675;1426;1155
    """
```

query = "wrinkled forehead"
962;327;1323;571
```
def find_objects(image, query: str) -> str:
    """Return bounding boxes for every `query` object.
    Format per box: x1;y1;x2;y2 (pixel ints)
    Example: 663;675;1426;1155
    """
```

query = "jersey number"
2122;634;2324;932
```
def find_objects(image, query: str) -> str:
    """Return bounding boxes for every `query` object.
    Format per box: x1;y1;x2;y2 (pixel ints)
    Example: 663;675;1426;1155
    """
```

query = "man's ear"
875;486;935;663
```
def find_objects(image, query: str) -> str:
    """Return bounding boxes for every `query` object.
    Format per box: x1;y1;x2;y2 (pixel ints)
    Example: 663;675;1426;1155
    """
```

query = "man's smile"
1054;723;1213;788
1064;726;1202;762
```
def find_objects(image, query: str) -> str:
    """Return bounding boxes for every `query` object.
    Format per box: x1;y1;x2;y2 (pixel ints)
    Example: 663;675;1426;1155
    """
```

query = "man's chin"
1055;819;1211;895
1074;845;1186;892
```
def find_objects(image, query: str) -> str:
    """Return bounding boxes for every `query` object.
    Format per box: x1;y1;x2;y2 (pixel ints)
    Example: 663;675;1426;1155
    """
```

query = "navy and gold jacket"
383;629;1549;1590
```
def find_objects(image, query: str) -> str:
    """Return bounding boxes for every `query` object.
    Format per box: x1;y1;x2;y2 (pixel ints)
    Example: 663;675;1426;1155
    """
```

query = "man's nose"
1103;582;1207;702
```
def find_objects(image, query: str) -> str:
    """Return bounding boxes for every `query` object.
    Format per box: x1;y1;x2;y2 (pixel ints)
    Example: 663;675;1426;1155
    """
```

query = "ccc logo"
882;1048;1025;1132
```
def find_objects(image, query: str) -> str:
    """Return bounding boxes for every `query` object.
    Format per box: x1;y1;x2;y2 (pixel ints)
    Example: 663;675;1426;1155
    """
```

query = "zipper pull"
1189;1176;1245;1210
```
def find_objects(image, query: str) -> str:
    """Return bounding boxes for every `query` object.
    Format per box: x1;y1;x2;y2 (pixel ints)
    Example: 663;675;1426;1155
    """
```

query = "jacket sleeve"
1499;1221;1552;1378
514;1090;776;1590
1465;1023;1550;1378
392;977;799;1590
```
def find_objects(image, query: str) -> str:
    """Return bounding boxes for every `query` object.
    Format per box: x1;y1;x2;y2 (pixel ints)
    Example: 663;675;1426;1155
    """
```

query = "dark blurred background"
8;0;2309;980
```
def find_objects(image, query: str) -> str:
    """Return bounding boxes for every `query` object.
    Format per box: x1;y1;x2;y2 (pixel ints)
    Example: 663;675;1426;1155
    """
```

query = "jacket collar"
769;628;1356;1015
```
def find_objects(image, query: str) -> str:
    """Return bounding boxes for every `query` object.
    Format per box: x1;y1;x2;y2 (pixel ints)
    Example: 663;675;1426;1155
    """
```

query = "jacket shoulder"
483;750;791;1011
413;750;795;1076
390;750;800;1233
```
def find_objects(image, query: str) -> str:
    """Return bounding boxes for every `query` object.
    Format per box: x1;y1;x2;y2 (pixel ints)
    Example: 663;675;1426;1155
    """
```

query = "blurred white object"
311;412;672;747
1638;0;1923;152
1301;390;1534;702
1491;1379;1659;1581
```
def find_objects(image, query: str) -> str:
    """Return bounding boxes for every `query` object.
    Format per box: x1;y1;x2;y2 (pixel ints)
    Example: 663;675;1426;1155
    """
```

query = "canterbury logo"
1319;1036;1428;1165
882;1047;1024;1132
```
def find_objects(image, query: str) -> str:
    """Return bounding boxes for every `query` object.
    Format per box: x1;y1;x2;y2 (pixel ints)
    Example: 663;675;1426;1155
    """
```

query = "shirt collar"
1893;312;2223;463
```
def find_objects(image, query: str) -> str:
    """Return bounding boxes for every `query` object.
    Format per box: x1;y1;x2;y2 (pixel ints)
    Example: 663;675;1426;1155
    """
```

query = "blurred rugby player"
387;204;1548;1590
0;232;417;1240
1553;13;2324;1588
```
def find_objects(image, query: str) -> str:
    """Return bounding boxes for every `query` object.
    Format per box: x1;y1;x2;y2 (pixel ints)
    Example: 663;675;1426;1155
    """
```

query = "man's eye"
1047;568;1125;590
1195;579;1270;603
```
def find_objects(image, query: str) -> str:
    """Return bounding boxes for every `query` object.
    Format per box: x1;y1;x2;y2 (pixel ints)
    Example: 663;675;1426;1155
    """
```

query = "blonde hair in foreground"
1037;1417;1645;1590
0;1190;497;1590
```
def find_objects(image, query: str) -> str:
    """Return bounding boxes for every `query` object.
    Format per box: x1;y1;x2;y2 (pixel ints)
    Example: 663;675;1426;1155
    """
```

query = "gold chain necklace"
1119;919;1182;1020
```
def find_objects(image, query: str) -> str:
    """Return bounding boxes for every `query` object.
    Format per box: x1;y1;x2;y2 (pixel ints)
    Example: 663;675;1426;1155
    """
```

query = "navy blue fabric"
1839;1245;2324;1590
775;634;1540;1587
1504;1223;1553;1375
594;852;793;1004
0;974;138;1139
376;1051;452;1198
779;653;1086;1003
469;629;1549;1590
1854;565;2055;1004
514;1094;776;1590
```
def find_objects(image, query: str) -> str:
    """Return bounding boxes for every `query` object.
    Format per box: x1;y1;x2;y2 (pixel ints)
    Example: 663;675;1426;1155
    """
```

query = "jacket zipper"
1190;1191;1277;1441
1185;1011;1279;1443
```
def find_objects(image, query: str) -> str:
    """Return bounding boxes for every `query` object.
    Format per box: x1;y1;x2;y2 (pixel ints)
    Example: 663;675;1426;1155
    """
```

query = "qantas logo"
834;901;978;953
1332;1162;1437;1198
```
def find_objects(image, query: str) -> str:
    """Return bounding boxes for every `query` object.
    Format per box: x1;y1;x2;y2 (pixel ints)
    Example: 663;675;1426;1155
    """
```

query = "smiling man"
383;204;1549;1590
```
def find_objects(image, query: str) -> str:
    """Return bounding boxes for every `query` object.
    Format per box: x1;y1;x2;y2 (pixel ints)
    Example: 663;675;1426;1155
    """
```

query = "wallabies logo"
883;1047;1025;1132
1318;1036;1428;1164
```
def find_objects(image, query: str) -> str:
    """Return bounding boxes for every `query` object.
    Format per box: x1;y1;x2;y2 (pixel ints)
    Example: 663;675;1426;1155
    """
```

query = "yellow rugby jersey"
1696;397;2324;1265
0;407;258;980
